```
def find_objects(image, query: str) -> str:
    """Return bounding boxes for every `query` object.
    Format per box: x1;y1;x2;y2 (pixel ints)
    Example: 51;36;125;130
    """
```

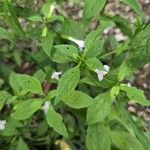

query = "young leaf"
17;138;29;150
110;131;144;150
86;123;111;150
83;0;107;20
42;1;54;19
121;85;150;106
28;15;43;22
86;92;112;124
12;99;43;120
46;106;68;137
121;0;144;19
62;90;95;109
9;73;43;95
42;32;53;57
54;45;78;60
55;66;80;105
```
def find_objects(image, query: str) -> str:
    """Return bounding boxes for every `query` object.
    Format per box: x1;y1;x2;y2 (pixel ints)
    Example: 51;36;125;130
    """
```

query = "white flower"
104;65;110;72
115;33;127;42
68;37;85;51
0;120;6;130
95;65;110;81
127;82;131;87
42;101;50;114
51;71;62;80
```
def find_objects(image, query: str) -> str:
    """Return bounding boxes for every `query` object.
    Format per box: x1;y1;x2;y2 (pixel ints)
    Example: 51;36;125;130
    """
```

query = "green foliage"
12;99;43;120
46;106;68;137
0;0;150;149
86;122;111;150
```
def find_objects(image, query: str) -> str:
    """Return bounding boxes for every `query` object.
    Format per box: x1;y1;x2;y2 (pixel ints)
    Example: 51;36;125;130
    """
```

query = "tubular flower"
42;101;50;114
95;65;110;81
68;37;85;51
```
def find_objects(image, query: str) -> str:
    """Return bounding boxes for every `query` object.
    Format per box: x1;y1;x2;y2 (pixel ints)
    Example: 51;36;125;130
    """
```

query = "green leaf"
54;45;78;60
83;0;107;20
55;66;80;105
12;99;43;120
9;72;43;95
121;0;144;18
51;48;74;63
121;85;150;106
42;32;53;57
86;92;112;124
85;58;103;71
4;0;25;37
28;15;43;22
86;122;111;150
84;29;104;58
118;61;132;81
42;1;54;19
61;18;85;39
63;90;95;109
46;106;68;137
1;118;22;136
110;131;144;150
0;27;9;40
0;91;11;110
17;138;29;150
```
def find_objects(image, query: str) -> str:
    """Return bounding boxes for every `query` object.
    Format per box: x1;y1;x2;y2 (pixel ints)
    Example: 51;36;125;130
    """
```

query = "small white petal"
0;120;6;130
51;71;62;80
95;69;106;81
97;72;104;81
127;82;131;87
104;65;110;72
68;37;84;51
115;33;127;42
42;101;50;114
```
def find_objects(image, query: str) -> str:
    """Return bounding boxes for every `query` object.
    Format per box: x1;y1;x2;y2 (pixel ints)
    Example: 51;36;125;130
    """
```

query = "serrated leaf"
121;85;150;106
85;58;103;71
46;107;68;137
121;0;144;19
55;66;80;105
86;122;111;150
9;72;43;95
54;45;78;60
84;29;104;58
110;131;144;150
51;48;74;63
86;92;112;124
17;138;29;150
83;0;107;20
62;90;95;109
12;99;43;120
42;32;53;57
